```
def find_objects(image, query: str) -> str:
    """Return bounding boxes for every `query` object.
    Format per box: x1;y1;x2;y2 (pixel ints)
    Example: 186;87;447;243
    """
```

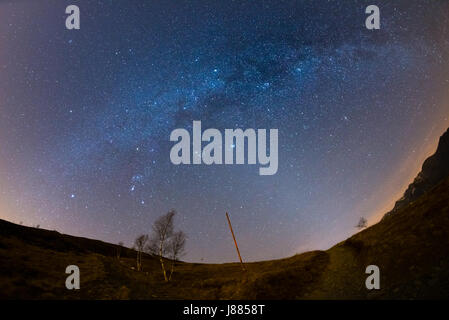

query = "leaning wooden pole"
226;212;246;271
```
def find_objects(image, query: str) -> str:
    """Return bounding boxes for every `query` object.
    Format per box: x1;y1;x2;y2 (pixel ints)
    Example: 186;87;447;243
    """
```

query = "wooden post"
226;212;246;271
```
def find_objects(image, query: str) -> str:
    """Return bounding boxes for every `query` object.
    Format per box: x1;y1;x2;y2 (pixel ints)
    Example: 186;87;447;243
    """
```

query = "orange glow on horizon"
368;111;449;225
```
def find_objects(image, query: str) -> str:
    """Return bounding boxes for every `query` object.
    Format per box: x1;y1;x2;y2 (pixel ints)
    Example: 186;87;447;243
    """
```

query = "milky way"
1;1;449;262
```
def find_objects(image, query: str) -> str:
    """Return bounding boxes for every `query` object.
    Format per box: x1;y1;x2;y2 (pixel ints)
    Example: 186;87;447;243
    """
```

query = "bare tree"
168;231;186;281
134;234;148;271
117;241;124;260
145;237;159;256
356;217;367;229
150;210;176;282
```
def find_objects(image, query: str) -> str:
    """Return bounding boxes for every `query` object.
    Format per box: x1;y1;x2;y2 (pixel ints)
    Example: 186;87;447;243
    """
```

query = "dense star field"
0;1;448;262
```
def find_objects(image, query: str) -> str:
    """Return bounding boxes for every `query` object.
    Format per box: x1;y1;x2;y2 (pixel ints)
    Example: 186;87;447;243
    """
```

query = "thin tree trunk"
160;256;167;281
159;242;168;281
169;260;175;281
137;250;142;271
139;251;141;271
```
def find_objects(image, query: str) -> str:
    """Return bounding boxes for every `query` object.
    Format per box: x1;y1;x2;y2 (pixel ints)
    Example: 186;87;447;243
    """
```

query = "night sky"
1;1;448;262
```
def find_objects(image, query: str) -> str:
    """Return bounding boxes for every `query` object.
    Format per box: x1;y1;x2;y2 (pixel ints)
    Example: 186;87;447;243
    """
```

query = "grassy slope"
1;176;448;299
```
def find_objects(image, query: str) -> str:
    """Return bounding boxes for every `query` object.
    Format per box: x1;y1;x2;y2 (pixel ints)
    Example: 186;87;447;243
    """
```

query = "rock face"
383;127;449;219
